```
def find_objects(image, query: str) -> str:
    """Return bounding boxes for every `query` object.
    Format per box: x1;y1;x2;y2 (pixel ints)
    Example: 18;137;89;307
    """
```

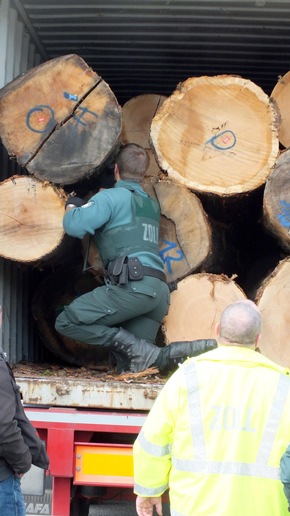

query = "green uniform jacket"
63;179;164;271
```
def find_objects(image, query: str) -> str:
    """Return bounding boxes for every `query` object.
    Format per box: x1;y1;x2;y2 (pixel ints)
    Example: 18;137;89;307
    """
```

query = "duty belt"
141;265;166;283
106;256;167;285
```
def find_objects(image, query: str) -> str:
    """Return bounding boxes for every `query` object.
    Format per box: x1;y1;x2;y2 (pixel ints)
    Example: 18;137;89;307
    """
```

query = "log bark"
150;75;279;195
263;148;290;252
0;54;122;185
162;273;246;344
32;265;109;366
0;175;68;263
255;257;290;367
270;72;290;148
121;94;166;148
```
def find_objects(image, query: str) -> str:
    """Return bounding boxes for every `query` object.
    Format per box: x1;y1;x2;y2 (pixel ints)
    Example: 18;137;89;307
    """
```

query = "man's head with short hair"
216;300;261;348
115;143;149;182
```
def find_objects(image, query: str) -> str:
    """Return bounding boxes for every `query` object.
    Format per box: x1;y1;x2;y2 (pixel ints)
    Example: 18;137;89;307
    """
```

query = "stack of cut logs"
0;54;290;368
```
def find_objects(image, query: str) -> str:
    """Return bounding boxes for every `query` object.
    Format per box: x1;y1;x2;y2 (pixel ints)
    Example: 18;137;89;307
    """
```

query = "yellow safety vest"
133;346;290;515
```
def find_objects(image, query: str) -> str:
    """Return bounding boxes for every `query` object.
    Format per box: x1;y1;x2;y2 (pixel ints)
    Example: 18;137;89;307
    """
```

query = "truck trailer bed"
13;362;166;411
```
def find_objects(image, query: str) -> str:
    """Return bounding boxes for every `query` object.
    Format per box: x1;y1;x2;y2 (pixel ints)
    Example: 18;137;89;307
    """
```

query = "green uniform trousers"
55;276;170;346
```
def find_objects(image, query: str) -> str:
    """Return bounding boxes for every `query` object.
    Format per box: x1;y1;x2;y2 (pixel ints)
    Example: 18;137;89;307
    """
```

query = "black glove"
65;196;85;208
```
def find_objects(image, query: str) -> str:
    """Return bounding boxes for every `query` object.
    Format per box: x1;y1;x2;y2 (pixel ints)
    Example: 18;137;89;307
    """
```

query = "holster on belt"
109;256;129;285
107;256;166;286
128;257;144;280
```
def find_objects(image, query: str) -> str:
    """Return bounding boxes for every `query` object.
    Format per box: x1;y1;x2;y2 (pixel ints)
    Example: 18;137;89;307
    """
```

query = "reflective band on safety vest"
134;481;169;496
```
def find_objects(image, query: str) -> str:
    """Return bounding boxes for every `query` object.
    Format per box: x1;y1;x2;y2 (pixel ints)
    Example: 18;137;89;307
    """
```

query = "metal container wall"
0;0;44;362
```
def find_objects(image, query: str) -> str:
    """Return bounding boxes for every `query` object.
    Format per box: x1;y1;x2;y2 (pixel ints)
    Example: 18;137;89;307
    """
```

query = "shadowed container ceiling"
10;0;290;105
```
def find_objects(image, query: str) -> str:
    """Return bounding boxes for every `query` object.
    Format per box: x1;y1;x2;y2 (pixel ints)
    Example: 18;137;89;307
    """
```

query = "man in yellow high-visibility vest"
133;300;290;516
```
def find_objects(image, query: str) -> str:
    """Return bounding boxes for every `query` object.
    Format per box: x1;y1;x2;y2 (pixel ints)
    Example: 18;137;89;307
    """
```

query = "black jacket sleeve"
5;360;50;471
0;358;32;475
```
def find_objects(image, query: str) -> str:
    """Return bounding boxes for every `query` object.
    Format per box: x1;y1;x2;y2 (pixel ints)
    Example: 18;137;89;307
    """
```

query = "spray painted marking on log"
277;200;290;233
26;105;55;133
160;240;184;273
205;130;236;150
25;92;98;134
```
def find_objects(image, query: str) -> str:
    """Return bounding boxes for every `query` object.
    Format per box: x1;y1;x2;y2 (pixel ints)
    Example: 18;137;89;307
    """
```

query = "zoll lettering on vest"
142;223;159;243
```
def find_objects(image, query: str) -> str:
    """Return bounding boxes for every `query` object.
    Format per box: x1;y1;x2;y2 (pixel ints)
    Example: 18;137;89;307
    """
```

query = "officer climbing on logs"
55;143;216;373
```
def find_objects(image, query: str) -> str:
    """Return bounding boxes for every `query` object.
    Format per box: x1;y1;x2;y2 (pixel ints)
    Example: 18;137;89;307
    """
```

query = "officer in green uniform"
55;144;216;373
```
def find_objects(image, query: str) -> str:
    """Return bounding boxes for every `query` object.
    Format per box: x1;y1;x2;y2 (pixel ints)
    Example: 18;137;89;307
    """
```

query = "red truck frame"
25;407;147;516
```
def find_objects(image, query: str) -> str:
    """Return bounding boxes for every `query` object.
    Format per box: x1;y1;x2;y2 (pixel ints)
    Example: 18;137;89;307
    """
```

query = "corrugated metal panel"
0;0;41;87
0;257;50;363
10;0;290;105
0;0;48;363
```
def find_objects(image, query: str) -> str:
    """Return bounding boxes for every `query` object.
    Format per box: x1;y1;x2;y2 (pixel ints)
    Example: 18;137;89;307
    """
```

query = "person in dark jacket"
55;143;216;374
0;350;49;515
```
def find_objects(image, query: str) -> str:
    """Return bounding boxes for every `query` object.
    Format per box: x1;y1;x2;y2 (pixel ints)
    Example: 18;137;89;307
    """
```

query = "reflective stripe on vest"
170;509;185;516
134;430;170;496
138;428;171;457
134;481;169;496
171;361;290;480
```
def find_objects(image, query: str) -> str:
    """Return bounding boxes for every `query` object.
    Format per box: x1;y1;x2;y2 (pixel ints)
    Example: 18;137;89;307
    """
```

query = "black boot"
110;328;161;374
156;339;217;372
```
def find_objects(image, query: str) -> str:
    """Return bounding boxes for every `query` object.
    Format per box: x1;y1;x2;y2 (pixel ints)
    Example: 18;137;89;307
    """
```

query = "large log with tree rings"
0;54;122;185
162;273;246;344
150;75;279;195
0;175;67;263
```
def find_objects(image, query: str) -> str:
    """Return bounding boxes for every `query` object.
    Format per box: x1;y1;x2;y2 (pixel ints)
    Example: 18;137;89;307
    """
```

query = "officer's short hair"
219;300;261;345
116;143;149;182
